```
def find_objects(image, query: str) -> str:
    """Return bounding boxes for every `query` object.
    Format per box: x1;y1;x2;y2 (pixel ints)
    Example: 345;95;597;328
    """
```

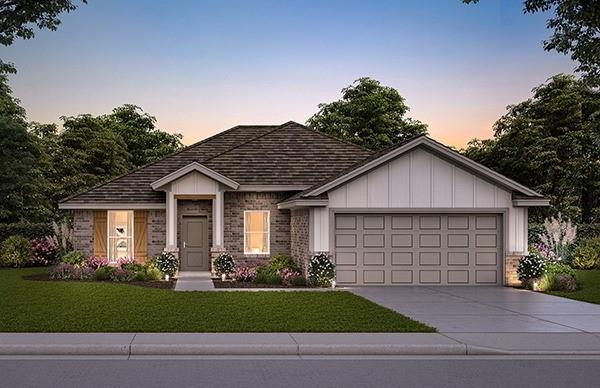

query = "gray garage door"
334;214;503;286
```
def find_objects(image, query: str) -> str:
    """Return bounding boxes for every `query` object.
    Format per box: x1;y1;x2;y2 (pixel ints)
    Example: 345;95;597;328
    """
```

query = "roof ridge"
60;124;272;203
294;122;373;152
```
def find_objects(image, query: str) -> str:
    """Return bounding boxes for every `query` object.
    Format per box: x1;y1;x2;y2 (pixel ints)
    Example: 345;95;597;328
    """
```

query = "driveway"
349;286;600;333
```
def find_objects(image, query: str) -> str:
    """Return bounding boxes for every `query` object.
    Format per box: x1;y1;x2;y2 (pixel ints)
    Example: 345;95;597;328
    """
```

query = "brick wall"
72;209;93;256
148;209;166;257
177;200;213;252
224;191;292;265
505;254;522;286
290;208;310;273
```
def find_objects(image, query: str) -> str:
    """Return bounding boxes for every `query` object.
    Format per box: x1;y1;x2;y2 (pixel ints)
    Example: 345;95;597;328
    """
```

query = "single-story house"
59;121;549;286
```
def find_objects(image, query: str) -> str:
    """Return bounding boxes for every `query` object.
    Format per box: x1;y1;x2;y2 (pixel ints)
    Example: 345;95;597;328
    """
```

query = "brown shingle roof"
61;121;372;204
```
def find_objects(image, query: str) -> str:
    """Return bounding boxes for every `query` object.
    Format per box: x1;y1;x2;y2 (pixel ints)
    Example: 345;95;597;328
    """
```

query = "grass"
549;270;600;304
0;268;434;333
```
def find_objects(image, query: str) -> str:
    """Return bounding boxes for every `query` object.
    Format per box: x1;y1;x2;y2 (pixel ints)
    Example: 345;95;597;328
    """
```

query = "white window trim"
243;210;270;255
107;210;134;262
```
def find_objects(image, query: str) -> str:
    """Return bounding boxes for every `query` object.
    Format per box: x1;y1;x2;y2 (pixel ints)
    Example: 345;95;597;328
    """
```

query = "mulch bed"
22;273;175;290
212;279;309;289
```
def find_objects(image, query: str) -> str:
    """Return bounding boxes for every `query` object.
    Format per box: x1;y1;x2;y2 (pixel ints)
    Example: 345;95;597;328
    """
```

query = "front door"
180;216;209;271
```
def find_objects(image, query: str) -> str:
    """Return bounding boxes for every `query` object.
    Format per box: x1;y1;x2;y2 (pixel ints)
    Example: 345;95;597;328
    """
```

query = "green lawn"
550;270;600;304
0;268;433;333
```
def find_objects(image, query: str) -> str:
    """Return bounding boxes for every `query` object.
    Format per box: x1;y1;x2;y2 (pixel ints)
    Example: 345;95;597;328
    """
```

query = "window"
244;210;270;254
107;210;134;262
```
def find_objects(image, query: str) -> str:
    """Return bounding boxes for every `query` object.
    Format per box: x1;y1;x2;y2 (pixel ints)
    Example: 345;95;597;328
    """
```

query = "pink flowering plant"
232;266;257;282
279;268;301;286
30;237;58;266
87;256;109;269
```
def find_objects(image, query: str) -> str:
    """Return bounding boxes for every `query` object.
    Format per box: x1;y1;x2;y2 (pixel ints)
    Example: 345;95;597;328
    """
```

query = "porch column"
213;189;224;248
165;190;178;251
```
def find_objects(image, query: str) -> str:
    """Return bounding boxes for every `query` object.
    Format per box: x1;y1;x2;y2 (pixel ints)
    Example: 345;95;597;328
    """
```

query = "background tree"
0;75;52;224
464;0;600;86
464;74;600;224
102;104;183;169
307;77;428;150
0;0;87;74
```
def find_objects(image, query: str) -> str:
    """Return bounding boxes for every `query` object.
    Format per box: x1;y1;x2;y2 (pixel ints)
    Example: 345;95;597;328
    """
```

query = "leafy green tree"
52;114;130;202
0;0;87;74
103;104;183;169
464;0;600;86
0;75;52;223
464;74;600;223
307;77;428;150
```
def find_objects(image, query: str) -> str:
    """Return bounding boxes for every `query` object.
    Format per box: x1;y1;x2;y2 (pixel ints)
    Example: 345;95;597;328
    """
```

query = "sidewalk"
2;332;600;357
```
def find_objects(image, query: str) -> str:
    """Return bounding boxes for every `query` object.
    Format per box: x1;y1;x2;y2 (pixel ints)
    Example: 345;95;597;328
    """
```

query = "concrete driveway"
349;286;600;333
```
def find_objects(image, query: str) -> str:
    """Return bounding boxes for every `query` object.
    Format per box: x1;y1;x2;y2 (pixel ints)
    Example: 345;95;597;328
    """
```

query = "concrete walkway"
349;286;600;333
174;271;214;291
3;332;600;357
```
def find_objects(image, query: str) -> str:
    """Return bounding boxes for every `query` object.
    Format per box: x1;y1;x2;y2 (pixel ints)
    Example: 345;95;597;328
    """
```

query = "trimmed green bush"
254;266;282;284
150;252;179;277
291;276;307;287
572;237;600;270
268;253;300;273
0;235;32;268
133;263;163;281
537;261;577;292
61;251;87;267
94;266;116;281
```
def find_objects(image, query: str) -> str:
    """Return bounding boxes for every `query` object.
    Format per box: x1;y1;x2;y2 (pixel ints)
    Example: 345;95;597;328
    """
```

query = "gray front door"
180;216;209;271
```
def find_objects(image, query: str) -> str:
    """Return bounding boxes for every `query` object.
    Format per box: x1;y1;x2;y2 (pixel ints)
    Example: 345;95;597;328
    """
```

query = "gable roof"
150;162;240;190
60;121;371;205
300;135;545;199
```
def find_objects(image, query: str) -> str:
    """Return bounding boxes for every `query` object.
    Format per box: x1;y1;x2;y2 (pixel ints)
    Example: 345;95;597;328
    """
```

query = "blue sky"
4;0;574;147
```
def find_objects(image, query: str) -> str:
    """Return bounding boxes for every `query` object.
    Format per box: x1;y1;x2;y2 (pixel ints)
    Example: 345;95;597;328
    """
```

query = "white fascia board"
59;203;166;210
277;199;329;209
305;137;543;198
151;162;239;190
512;198;551;207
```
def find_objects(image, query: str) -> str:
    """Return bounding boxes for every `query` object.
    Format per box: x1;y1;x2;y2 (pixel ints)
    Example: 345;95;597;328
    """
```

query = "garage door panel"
334;213;502;286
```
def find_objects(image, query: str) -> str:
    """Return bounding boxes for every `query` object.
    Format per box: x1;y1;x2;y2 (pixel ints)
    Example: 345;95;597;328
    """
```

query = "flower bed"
212;279;309;288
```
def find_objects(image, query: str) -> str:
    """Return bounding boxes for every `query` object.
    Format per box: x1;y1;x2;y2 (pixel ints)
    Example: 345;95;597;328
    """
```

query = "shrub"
214;252;236;276
232;266;256;282
94;266;116;281
572;237;600;270
279;267;301;286
150;252;179;277
268;253;300;273
254;266;282;284
118;257;143;272
133;263;163;281
544;260;576;278
538;272;577;292
49;263;94;280
30;237;58;266
0;235;32;268
87;256;109;269
517;254;545;283
0;222;52;244
110;268;134;282
290;276;307;287
61;251;87;267
307;253;335;287
538;213;577;262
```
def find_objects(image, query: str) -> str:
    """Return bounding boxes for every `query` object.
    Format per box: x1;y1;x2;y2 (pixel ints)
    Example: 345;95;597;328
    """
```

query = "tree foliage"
0;0;87;74
465;0;600;86
306;77;427;150
464;74;600;223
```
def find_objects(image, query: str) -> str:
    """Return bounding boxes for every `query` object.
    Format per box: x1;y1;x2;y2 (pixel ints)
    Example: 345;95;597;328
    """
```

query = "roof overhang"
151;162;239;190
277;199;329;210
304;136;544;199
58;202;166;210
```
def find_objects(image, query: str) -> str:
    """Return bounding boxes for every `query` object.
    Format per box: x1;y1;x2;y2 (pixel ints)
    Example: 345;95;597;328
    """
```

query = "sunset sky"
4;0;575;148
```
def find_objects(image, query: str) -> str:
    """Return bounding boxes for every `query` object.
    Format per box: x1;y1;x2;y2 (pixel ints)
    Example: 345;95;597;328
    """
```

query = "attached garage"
334;213;503;286
279;135;550;287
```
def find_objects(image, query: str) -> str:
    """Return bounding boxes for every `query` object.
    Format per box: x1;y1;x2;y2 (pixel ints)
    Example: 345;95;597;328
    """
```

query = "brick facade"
148;209;166;257
177;200;213;253
505;254;522;286
224;191;292;266
72;209;93;257
290;208;310;273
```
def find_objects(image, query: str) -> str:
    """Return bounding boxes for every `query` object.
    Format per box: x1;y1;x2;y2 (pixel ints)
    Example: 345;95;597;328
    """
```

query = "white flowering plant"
214;252;236;276
517;253;546;283
538;213;577;262
307;253;335;287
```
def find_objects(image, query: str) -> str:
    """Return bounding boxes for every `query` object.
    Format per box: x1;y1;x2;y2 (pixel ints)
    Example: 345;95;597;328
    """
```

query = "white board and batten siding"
169;171;220;195
309;147;528;254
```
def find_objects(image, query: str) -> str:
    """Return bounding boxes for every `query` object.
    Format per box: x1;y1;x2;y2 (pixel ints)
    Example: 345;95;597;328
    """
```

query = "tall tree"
103;104;183;169
0;75;52;223
307;77;427;150
464;0;600;86
0;0;87;74
464;74;600;224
